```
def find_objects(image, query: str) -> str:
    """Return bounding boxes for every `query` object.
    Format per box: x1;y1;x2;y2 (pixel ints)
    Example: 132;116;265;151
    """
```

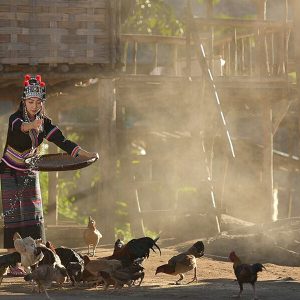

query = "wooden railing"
120;18;293;79
192;18;293;77
120;34;191;76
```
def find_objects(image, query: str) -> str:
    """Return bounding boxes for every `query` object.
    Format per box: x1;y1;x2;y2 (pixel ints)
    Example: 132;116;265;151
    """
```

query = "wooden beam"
193;18;293;29
96;78;116;242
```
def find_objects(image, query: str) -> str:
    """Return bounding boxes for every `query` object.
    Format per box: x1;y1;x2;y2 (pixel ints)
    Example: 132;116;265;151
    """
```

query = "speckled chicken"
156;253;197;285
83;216;102;256
24;264;67;299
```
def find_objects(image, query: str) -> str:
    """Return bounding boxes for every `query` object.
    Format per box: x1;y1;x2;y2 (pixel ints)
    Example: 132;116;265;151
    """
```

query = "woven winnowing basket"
25;153;98;171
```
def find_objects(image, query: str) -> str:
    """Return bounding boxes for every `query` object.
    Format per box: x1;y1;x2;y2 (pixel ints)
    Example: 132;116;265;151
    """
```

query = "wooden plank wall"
0;0;118;65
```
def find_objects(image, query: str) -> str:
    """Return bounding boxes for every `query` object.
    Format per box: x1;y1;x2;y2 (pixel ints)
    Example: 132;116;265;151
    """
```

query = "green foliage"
114;185;159;241
143;227;159;239
289;72;296;83
196;0;220;4
122;0;184;36
115;222;133;242
57;175;79;220
42;131;99;224
114;200;131;241
114;223;159;242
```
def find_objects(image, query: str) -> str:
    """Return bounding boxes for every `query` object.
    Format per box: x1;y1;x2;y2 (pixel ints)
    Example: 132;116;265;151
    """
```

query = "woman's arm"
77;149;99;160
43;117;99;159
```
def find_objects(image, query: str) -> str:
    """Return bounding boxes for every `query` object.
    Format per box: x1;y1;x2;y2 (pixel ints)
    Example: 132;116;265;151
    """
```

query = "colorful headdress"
22;74;46;101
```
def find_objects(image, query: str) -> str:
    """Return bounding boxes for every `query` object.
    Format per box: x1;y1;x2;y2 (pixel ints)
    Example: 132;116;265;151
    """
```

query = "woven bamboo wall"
0;0;119;65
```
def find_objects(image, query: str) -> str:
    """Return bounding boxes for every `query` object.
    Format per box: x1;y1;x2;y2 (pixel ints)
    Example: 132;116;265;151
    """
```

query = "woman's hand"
31;119;43;131
77;149;99;160
21;119;43;132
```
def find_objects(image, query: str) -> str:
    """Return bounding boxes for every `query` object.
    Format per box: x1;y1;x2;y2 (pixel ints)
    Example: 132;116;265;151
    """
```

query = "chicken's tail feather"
152;237;161;256
252;263;266;273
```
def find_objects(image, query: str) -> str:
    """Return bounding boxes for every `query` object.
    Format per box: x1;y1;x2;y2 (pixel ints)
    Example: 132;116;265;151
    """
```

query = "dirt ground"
1;240;300;300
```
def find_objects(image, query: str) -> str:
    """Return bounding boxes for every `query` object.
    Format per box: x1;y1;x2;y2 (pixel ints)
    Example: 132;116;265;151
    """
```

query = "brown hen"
156;254;197;285
83;216;102;256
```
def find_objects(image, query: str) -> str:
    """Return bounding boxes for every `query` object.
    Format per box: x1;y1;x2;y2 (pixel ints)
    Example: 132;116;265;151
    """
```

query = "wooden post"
261;98;274;221
205;0;214;70
185;1;192;77
97;78;117;242
291;0;300;94
173;45;178;75
108;0;117;68
121;158;145;237
46;118;59;226
254;0;267;77
47;168;58;225
153;43;158;70
133;41;138;75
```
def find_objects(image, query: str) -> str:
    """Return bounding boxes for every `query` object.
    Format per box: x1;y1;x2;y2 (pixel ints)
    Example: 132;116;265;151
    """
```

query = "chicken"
24;264;68;299
99;259;145;289
107;237;161;266
13;232;44;273
112;238;125;256
36;243;62;267
154;240;204;285
0;252;21;284
51;244;85;286
229;251;266;299
85;258;122;277
100;265;145;289
82;258;122;286
156;254;197;285
83;216;102;256
185;241;205;258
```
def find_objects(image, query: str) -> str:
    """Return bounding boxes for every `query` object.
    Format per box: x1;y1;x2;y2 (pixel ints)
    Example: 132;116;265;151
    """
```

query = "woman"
0;74;98;276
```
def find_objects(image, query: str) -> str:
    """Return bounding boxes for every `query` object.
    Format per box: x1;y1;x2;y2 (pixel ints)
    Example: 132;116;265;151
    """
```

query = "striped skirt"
0;164;45;248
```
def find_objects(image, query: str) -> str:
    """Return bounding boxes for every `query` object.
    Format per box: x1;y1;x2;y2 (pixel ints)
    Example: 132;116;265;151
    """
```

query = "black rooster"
107;237;161;266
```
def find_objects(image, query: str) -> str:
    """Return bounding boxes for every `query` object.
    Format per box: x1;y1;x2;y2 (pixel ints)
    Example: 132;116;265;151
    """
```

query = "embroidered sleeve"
43;117;81;156
9;115;23;132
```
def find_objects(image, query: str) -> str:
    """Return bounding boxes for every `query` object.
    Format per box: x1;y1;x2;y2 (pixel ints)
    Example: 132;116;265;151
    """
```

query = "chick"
155;254;197;285
83;216;102;256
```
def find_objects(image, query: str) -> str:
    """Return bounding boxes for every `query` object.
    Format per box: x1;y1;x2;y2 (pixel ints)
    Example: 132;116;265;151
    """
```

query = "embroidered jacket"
1;110;81;171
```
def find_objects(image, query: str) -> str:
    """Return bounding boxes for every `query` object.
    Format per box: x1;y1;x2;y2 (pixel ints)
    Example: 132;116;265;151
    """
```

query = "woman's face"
25;97;43;117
